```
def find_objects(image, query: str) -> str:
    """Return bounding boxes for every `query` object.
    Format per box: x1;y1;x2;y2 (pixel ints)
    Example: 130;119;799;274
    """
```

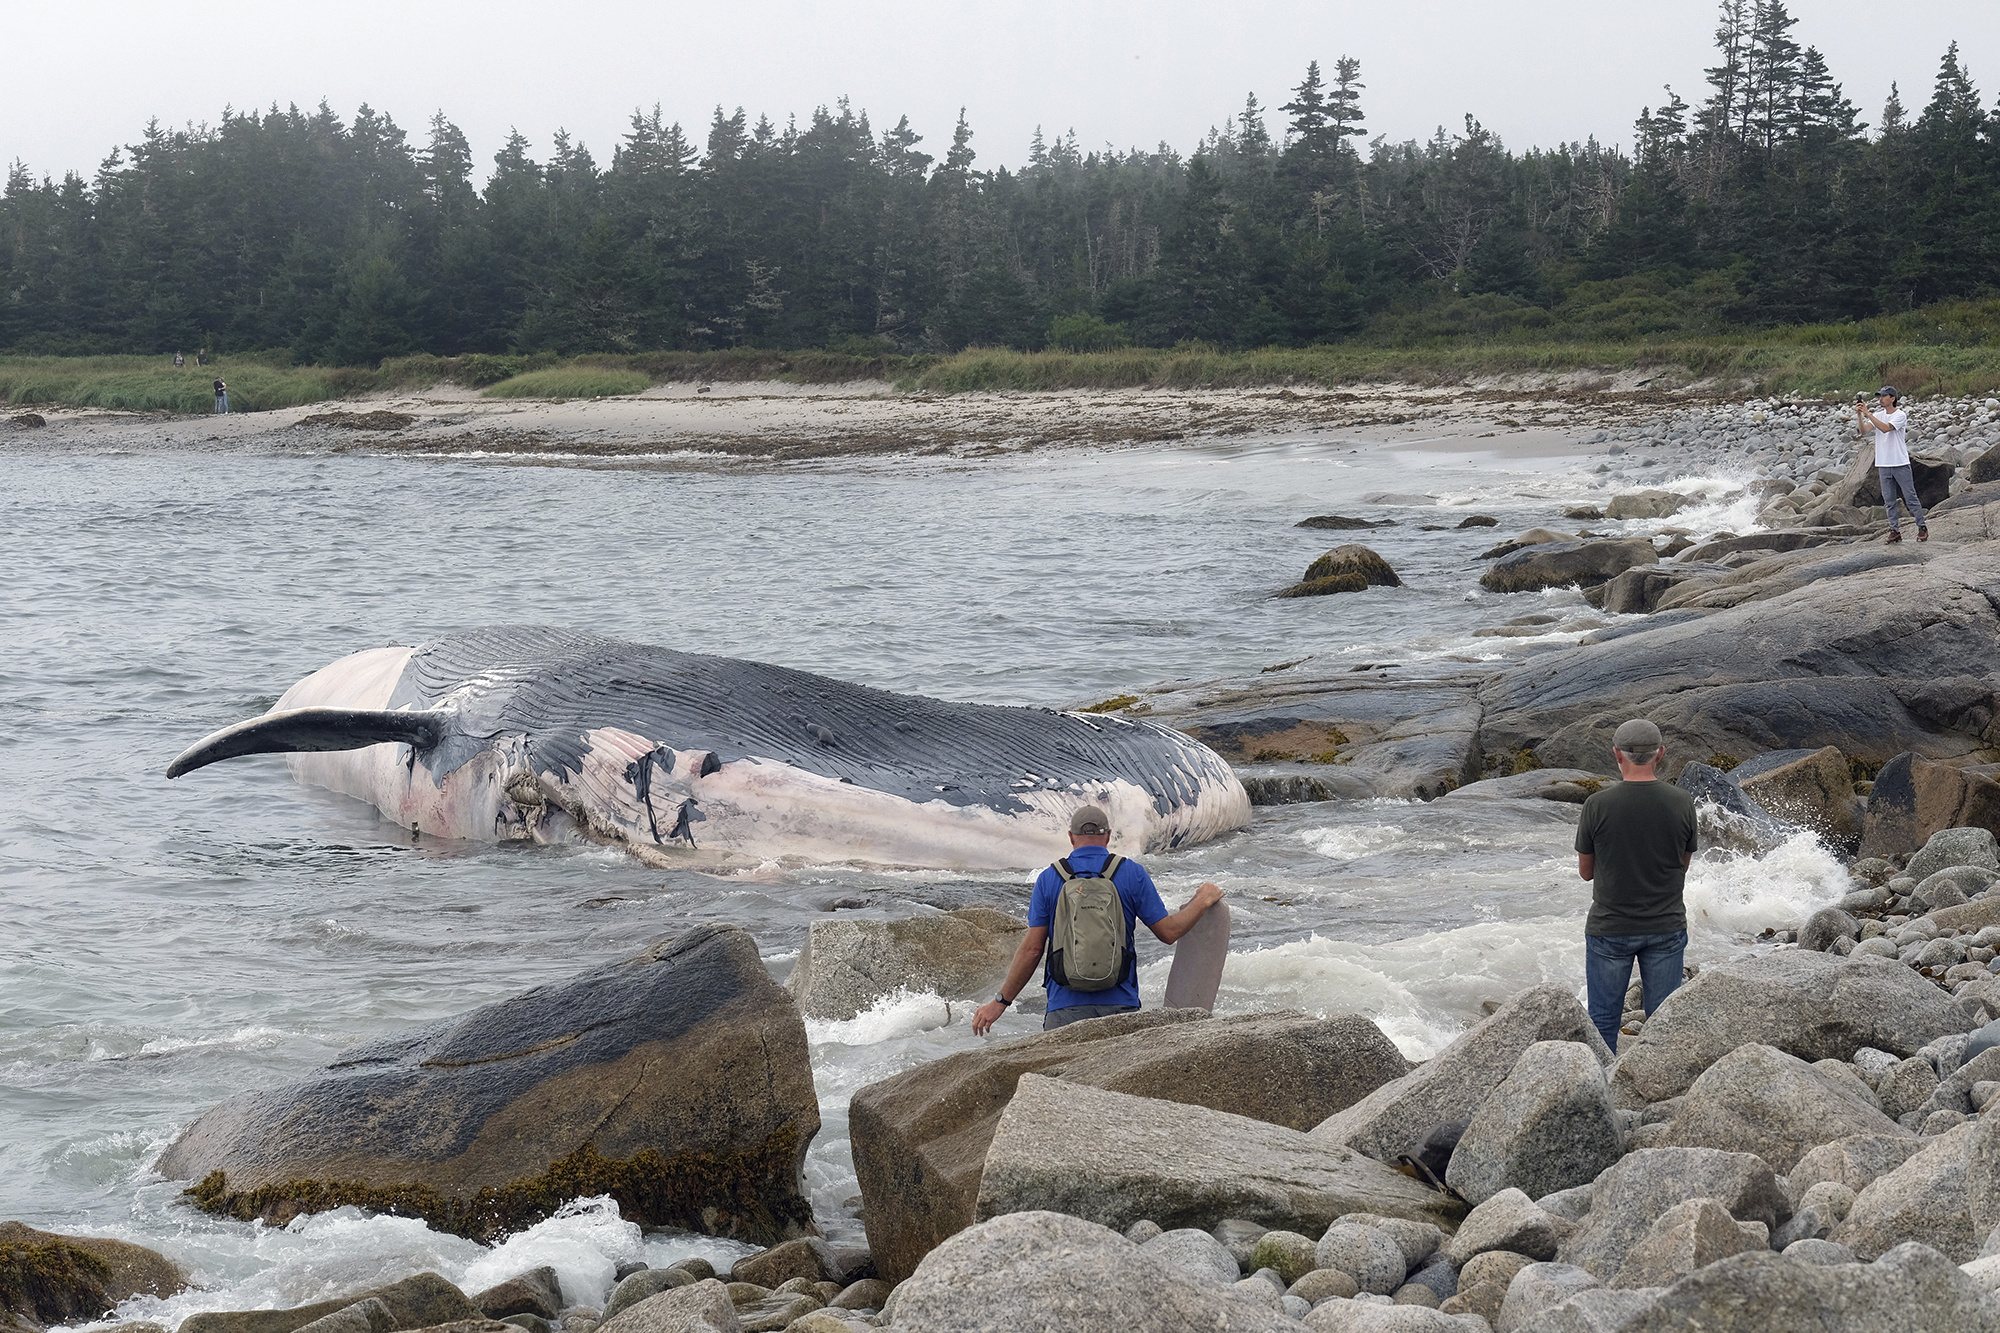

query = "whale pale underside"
168;626;1250;870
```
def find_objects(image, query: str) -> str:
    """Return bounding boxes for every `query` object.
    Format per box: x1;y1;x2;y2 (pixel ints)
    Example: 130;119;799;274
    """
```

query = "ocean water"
0;429;1845;1324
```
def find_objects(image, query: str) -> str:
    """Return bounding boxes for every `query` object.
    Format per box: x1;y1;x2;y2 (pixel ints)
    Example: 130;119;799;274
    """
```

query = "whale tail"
167;707;450;778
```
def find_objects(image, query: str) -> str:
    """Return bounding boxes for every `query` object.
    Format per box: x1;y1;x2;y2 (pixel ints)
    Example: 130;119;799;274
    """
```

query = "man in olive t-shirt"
1574;718;1698;1053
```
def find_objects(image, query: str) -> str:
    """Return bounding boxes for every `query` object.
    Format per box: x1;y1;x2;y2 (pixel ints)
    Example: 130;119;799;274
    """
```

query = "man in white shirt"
1857;385;1925;543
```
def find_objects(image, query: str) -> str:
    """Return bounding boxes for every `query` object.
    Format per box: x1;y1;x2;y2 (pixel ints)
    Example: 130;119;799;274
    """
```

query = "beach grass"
8;310;2000;415
0;355;366;414
480;367;653;399
904;341;2000;399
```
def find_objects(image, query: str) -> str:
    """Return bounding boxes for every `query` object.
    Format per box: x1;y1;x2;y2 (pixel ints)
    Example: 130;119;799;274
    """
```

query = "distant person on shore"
1574;719;1698;1053
173;350;184;367
213;378;228;414
196;349;208;366
972;805;1224;1035
1857;385;1925;543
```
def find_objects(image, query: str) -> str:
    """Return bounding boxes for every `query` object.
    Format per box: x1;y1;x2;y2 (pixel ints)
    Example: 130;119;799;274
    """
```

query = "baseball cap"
1877;385;1899;398
1612;718;1663;750
1069;805;1112;835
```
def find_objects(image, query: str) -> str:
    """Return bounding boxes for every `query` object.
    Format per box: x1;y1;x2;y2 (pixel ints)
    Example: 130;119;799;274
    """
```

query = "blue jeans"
215;393;228;414
1585;929;1687;1053
1879;465;1923;530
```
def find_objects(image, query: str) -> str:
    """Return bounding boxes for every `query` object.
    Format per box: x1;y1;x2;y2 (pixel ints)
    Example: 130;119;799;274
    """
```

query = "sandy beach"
4;376;1743;463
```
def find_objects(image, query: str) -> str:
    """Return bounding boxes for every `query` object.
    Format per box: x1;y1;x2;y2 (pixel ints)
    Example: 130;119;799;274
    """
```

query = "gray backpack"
1047;855;1133;991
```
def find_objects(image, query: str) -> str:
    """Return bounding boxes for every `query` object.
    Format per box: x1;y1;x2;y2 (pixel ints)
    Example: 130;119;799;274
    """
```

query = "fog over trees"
2;1;1995;361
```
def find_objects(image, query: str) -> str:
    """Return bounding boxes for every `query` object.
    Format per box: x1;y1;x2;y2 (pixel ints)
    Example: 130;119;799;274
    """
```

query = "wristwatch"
993;994;1012;1007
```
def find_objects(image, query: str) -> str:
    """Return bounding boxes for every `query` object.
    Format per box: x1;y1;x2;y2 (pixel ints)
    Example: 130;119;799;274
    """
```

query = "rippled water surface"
1;434;1834;1321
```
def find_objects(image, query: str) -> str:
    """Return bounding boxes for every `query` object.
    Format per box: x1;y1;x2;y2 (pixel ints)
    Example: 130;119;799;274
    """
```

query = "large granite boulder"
178;1273;481;1333
1970;1109;2000;1242
1787;1134;1926;1198
1557;1148;1788;1279
1610;1243;2000;1333
1606;1199;1769;1290
1676;761;1800;852
884;1211;1307;1333
1478;540;1657;594
1734;746;1862;851
850;1008;1409;1283
975;1076;1464;1239
154;925;820;1245
1858;754;2000;859
1831;1121;1983;1261
0;1222;188;1331
1598;565;1718;616
471;1268;562;1322
1311;985;1610;1167
1442;1188;1568;1266
1906;825;2000;883
785;909;1025;1021
1443;1041;1622;1206
1477;546;2000;774
594;1280;739;1333
1605;490;1693;521
1493;1263;1601;1333
1609;951;1960;1105
1655;1044;1912;1172
1842;452;1957;511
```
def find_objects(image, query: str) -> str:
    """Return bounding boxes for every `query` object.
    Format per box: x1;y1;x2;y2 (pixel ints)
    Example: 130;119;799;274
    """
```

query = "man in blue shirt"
972;805;1225;1034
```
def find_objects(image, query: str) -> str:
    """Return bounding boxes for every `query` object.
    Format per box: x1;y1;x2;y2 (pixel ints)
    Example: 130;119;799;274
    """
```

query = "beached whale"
167;626;1250;870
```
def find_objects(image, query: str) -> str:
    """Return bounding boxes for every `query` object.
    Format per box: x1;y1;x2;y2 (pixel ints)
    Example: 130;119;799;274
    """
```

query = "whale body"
167;626;1250;870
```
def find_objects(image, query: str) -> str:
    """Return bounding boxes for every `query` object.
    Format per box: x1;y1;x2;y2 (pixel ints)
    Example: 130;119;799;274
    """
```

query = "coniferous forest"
2;1;1996;364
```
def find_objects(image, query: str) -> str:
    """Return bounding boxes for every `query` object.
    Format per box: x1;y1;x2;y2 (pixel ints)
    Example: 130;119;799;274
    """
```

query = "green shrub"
481;367;652;398
1047;313;1130;353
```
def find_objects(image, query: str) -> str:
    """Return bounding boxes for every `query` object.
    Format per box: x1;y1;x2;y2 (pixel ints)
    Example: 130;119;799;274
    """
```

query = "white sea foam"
1152;919;1587;1061
1299;823;1413;861
458;1197;641;1311
804;988;961;1048
88;1197;757;1331
1686;830;1849;935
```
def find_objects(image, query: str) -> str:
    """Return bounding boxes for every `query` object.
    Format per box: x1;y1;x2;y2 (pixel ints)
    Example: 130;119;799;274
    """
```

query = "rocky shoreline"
12;818;2000;1333
13;387;2000;1331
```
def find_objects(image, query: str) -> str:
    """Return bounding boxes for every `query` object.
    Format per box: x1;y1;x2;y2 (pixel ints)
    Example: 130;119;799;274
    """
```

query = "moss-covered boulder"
1277;545;1400;597
0;1222;187;1331
1274;572;1368;599
154;924;819;1245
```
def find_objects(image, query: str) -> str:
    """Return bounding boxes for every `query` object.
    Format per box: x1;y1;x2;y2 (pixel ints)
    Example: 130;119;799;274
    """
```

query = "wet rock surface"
153;925;821;1245
850;1008;1409;1282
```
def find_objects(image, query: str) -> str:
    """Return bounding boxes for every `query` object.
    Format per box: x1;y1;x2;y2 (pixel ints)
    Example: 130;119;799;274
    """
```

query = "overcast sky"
6;1;1996;184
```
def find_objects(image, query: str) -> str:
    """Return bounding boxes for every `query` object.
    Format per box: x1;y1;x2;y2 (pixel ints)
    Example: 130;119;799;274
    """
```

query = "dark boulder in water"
1274;571;1368;599
1478;539;1656;593
153;924;820;1245
1276;544;1401;598
1295;514;1396;530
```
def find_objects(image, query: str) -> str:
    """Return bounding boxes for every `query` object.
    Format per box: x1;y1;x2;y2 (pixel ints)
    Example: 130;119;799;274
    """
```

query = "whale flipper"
167;707;450;778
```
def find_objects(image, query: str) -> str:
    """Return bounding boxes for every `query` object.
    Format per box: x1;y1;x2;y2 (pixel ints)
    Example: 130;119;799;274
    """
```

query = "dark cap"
1612;718;1662;751
1069;805;1112;835
1877;385;1899;398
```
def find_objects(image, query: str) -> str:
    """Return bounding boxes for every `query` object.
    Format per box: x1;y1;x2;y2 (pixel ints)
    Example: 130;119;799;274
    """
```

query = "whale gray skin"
168;625;1251;870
